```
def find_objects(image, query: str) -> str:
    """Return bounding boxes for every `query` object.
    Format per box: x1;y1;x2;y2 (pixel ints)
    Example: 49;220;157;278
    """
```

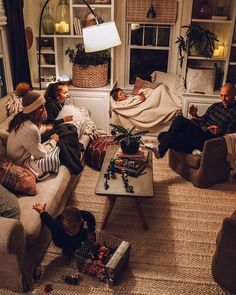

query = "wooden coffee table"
95;145;154;230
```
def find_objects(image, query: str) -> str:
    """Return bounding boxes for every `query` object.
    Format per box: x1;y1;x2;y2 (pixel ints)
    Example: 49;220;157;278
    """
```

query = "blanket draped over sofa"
111;84;182;133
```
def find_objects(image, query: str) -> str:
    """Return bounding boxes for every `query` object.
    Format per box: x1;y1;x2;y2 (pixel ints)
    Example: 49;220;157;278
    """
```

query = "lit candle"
218;45;224;57
213;48;220;57
55;23;61;33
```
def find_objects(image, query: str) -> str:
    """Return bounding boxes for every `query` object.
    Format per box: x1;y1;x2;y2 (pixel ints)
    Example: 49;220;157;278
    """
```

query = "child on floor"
32;203;96;258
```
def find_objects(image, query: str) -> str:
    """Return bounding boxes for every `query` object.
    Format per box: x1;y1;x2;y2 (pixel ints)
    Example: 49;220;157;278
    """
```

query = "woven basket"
72;63;108;88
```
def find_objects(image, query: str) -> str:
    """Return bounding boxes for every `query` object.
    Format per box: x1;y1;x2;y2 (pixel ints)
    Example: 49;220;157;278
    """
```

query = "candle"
213;48;220;57
218;45;224;57
55;21;70;33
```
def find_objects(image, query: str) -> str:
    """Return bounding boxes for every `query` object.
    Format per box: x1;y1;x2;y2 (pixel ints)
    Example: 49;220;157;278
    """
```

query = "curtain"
3;0;32;88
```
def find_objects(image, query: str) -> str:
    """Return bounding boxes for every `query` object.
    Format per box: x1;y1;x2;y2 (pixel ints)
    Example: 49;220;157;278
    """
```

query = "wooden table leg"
134;198;149;231
101;196;117;229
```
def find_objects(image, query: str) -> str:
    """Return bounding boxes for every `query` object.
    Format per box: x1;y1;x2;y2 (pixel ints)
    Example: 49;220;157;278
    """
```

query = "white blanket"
111;84;182;133
224;133;236;178
56;104;99;139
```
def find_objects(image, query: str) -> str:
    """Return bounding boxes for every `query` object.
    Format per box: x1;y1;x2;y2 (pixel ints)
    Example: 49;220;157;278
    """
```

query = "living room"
1;0;236;294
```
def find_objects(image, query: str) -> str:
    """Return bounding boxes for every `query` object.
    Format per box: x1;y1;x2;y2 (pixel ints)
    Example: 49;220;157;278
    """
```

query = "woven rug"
2;155;236;295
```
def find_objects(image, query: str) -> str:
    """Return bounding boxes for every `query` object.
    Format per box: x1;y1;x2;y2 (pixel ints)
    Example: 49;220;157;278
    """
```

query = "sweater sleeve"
81;210;96;232
22;124;49;159
40;211;56;232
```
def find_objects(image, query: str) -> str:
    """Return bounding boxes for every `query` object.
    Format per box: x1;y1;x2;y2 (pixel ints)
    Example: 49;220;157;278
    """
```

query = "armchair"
168;137;230;188
211;209;236;293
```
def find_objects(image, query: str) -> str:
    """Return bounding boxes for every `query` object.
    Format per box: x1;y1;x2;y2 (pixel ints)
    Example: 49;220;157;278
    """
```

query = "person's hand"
51;133;59;142
63;115;73;123
189;105;198;118
139;93;146;102
32;203;46;214
45;124;53;131
87;232;96;243
207;125;221;135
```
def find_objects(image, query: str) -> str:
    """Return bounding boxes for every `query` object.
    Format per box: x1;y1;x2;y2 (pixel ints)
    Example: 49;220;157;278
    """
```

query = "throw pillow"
0;138;5;157
186;68;215;94
85;136;118;171
131;77;159;95
0;157;37;195
0;184;20;219
5;93;23;117
151;71;182;97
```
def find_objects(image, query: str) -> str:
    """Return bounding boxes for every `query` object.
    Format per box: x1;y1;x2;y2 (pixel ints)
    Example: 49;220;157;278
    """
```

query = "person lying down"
110;84;182;131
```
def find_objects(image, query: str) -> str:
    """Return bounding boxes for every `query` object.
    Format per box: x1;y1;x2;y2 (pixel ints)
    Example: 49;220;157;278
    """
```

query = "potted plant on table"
176;24;218;67
65;43;110;88
110;123;149;154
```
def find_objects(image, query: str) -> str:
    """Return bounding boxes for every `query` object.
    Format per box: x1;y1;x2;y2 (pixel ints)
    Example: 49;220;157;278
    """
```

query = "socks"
144;143;160;159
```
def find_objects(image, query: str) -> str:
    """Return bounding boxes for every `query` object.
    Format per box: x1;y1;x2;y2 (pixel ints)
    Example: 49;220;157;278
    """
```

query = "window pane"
130;24;143;45
129;49;168;84
157;26;170;46
144;25;157;46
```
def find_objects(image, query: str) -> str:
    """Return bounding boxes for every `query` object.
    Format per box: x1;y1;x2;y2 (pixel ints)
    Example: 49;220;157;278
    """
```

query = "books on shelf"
114;147;149;161
73;17;82;35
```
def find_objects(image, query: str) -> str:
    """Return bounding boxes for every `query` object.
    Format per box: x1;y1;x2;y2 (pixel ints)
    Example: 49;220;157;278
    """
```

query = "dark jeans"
157;115;215;157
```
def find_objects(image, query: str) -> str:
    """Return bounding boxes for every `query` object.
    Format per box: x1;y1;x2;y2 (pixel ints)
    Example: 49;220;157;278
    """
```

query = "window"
127;23;172;85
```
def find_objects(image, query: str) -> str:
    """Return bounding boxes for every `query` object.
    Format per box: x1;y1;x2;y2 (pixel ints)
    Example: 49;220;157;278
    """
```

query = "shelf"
72;4;111;8
37;50;55;54
229;62;236;66
187;56;226;61
40;65;56;68
191;18;233;24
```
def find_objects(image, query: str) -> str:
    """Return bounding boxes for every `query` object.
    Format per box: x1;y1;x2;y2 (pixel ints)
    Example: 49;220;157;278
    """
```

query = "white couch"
0;94;90;292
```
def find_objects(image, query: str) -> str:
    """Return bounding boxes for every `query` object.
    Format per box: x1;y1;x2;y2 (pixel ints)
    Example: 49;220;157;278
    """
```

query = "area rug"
2;155;236;295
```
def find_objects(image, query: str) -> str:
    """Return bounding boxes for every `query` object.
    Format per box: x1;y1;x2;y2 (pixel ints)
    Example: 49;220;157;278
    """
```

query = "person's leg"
157;131;168;144
158;116;213;157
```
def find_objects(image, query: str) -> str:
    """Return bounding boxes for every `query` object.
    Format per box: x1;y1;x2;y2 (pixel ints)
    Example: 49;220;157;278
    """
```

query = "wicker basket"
72;63;108;88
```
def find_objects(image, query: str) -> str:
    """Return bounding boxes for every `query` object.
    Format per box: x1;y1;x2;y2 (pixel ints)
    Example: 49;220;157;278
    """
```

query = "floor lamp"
38;0;121;89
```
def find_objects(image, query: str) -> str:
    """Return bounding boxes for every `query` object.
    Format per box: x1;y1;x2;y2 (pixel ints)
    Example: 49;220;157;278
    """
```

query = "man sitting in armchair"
146;82;236;159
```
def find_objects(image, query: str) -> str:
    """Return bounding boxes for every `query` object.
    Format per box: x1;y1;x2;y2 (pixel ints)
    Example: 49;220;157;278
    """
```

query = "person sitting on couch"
32;203;96;258
146;82;236;158
7;85;60;180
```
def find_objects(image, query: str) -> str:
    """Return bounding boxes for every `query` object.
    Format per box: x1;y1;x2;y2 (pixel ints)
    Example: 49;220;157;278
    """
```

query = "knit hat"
22;91;46;114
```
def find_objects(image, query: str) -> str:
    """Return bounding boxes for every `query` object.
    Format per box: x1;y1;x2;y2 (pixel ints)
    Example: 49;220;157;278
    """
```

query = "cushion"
0;184;20;219
5;93;23;117
0;138;5;157
0;157;37;195
186;68;215;94
151;71;182;96
85;136;118;171
131;77;159;95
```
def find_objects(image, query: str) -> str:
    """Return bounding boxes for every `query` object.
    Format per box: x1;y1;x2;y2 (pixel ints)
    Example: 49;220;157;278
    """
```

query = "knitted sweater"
7;121;57;177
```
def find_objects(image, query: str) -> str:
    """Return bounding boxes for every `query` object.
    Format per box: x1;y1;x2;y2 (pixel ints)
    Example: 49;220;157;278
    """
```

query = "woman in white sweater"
7;85;60;180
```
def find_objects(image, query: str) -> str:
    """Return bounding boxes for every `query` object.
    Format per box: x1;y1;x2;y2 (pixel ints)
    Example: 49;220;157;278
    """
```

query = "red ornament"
44;284;53;293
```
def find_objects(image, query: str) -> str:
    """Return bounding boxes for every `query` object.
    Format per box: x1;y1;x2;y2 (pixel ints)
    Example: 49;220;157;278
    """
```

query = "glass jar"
55;0;70;34
42;6;55;35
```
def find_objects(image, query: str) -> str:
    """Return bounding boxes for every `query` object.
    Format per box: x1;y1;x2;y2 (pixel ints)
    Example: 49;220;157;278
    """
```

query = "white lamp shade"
82;21;121;52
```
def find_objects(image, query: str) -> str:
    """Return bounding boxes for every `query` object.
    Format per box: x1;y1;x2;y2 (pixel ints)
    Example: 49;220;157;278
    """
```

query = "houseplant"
65;43;110;88
110;123;149;154
176;24;218;67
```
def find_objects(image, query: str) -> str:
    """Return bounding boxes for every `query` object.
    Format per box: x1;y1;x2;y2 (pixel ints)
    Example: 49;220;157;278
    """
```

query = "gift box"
75;232;131;286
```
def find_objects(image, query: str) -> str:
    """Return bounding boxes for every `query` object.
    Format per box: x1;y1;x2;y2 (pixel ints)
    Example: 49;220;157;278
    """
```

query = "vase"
120;140;140;154
42;6;55;35
55;0;70;34
197;0;212;18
